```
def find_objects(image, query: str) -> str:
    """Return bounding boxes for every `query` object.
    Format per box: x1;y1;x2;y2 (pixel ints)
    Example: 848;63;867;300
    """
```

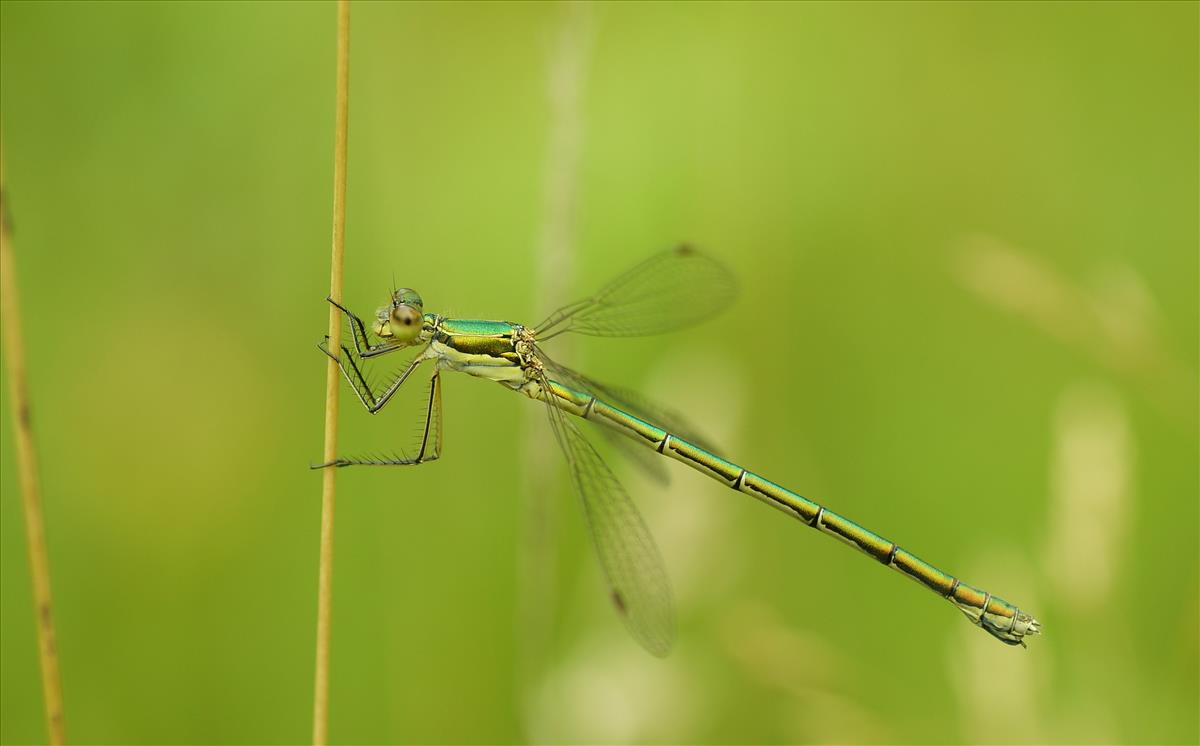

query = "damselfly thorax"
427;318;544;393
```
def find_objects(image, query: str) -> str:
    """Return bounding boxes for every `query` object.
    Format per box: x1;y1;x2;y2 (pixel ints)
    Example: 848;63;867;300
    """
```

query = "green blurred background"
1;1;1196;743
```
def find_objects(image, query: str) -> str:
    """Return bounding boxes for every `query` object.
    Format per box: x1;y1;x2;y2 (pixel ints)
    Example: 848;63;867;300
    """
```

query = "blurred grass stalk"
313;2;350;744
0;139;67;743
517;0;593;725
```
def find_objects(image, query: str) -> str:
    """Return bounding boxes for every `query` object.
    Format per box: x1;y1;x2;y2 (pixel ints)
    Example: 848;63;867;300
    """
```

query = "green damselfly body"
316;246;1041;655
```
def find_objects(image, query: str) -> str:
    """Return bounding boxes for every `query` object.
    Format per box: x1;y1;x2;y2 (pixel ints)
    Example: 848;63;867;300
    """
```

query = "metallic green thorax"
426;314;1039;646
426;317;528;386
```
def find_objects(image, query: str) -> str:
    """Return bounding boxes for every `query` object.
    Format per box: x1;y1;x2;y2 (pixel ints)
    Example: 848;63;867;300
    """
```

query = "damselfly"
316;247;1041;655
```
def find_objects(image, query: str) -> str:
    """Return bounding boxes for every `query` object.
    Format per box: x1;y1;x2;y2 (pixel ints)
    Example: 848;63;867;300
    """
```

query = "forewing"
536;246;736;339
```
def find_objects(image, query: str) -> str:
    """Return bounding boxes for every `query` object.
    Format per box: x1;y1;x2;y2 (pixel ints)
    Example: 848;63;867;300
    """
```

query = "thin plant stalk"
313;2;350;744
0;141;67;744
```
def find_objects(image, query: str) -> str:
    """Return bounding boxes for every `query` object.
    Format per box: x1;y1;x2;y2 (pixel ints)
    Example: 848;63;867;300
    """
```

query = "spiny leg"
318;339;375;408
326;296;405;359
313;369;444;468
414;370;442;463
317;340;429;414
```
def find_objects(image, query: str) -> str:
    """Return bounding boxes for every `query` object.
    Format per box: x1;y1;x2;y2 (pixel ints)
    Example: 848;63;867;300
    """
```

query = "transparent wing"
539;372;676;656
594;425;670;486
535;245;736;340
539;351;719;453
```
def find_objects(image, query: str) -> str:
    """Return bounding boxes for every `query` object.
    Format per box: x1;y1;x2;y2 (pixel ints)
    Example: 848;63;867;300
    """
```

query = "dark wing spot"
674;243;695;256
611;590;627;616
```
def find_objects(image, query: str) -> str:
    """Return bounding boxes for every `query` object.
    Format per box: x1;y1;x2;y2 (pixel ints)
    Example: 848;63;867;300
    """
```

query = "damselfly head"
374;287;424;343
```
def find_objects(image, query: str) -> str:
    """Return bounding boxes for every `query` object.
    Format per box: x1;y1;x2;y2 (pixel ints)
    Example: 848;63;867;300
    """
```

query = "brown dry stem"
313;1;350;744
0;140;67;744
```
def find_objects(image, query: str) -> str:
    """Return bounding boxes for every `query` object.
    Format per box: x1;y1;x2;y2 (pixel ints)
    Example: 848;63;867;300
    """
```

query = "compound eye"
393;288;423;308
388;305;422;341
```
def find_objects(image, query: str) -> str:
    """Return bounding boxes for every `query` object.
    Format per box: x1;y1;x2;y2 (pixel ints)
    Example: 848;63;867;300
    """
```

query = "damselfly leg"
312;369;443;468
326;297;409;359
315;297;442;467
319;339;429;414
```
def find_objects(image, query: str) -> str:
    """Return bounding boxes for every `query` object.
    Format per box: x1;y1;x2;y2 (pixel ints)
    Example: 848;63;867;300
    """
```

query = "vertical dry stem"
313;2;350;744
0;142;67;744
